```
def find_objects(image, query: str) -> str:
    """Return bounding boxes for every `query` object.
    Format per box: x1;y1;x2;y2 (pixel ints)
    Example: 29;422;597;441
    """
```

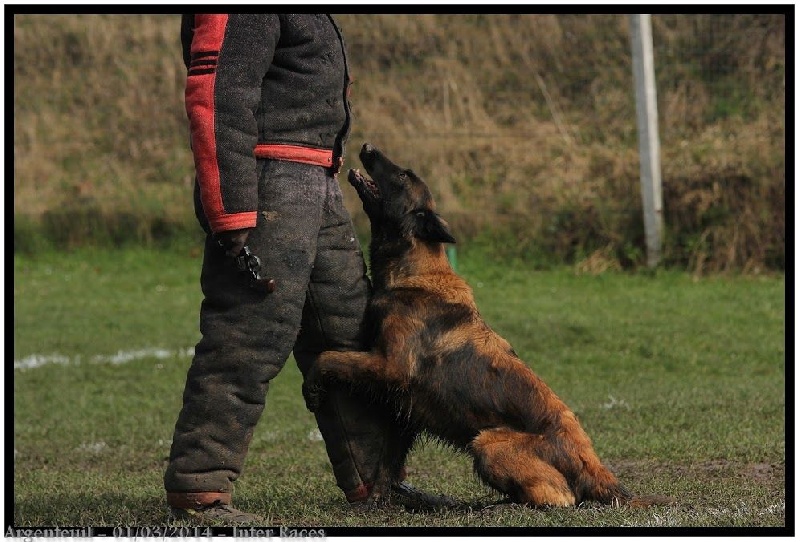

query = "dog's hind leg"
470;428;576;507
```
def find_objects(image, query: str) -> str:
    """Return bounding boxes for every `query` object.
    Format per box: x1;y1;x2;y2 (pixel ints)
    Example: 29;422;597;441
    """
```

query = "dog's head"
347;143;456;244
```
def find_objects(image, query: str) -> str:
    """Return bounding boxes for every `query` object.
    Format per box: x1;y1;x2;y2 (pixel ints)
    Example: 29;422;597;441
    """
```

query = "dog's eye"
415;211;426;218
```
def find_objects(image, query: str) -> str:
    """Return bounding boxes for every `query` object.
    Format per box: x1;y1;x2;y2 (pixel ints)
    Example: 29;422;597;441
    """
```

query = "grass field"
11;246;787;532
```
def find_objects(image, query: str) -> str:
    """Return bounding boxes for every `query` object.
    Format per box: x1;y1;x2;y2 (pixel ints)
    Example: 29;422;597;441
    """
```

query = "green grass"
12;246;786;530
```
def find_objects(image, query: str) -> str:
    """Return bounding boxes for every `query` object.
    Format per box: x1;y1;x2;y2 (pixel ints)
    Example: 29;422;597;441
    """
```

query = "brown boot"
167;493;263;525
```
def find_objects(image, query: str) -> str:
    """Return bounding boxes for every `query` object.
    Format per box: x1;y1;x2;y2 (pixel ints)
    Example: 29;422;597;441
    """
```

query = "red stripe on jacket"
185;14;256;233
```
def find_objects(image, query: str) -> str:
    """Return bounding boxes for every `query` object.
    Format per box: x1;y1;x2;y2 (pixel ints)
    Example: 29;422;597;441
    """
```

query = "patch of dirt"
744;462;781;482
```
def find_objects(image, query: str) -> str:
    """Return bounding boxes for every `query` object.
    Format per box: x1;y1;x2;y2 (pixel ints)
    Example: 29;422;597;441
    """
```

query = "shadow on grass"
13;491;170;527
11;460;786;529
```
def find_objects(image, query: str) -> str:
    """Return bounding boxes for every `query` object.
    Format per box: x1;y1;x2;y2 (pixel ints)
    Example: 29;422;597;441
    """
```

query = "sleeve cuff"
209;211;258;233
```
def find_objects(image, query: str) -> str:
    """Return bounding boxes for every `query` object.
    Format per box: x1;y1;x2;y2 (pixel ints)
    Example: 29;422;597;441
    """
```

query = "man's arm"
184;14;280;234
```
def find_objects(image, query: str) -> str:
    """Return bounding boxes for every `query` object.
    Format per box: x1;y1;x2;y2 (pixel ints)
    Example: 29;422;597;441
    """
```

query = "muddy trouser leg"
164;160;391;501
292;172;401;502
164;159;321;499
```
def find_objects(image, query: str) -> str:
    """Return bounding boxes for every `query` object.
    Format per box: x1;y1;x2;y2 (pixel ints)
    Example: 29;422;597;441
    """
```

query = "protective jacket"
180;14;353;233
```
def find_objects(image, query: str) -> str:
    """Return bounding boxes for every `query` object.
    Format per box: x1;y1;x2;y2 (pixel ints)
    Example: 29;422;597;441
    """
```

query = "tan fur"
303;144;675;509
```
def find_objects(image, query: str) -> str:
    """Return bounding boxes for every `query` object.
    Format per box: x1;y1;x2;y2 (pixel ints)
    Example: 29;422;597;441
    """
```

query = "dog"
304;143;673;509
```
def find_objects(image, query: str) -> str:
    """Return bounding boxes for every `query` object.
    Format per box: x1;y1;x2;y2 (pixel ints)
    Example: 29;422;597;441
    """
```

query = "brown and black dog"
304;143;672;509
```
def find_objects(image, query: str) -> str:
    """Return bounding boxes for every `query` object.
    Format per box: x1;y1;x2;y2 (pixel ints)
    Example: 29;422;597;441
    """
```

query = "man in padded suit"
166;14;449;523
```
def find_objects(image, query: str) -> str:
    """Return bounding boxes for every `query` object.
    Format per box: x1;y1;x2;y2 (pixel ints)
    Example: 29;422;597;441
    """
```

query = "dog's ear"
415;210;457;244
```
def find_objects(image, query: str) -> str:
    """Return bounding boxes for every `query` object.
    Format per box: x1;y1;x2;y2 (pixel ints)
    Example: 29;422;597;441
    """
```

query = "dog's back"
375;246;631;503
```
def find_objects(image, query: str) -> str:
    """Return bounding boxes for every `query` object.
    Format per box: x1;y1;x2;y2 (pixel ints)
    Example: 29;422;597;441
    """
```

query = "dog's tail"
623;493;677;508
582;478;676;508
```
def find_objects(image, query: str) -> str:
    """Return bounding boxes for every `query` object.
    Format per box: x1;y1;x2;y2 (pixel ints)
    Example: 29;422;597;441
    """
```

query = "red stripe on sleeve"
185;14;250;233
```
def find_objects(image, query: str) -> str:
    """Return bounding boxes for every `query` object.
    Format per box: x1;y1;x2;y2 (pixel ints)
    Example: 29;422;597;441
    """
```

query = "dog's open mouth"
348;168;381;208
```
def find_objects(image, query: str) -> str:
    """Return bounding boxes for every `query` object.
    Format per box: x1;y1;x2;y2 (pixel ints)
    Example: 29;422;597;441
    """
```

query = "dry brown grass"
14;15;190;211
12;13;785;271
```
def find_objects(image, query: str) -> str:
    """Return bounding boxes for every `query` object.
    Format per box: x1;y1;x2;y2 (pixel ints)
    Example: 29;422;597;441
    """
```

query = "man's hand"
215;228;252;258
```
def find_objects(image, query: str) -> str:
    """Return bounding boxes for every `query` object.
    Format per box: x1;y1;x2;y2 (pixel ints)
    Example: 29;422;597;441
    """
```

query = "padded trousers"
164;159;393;502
